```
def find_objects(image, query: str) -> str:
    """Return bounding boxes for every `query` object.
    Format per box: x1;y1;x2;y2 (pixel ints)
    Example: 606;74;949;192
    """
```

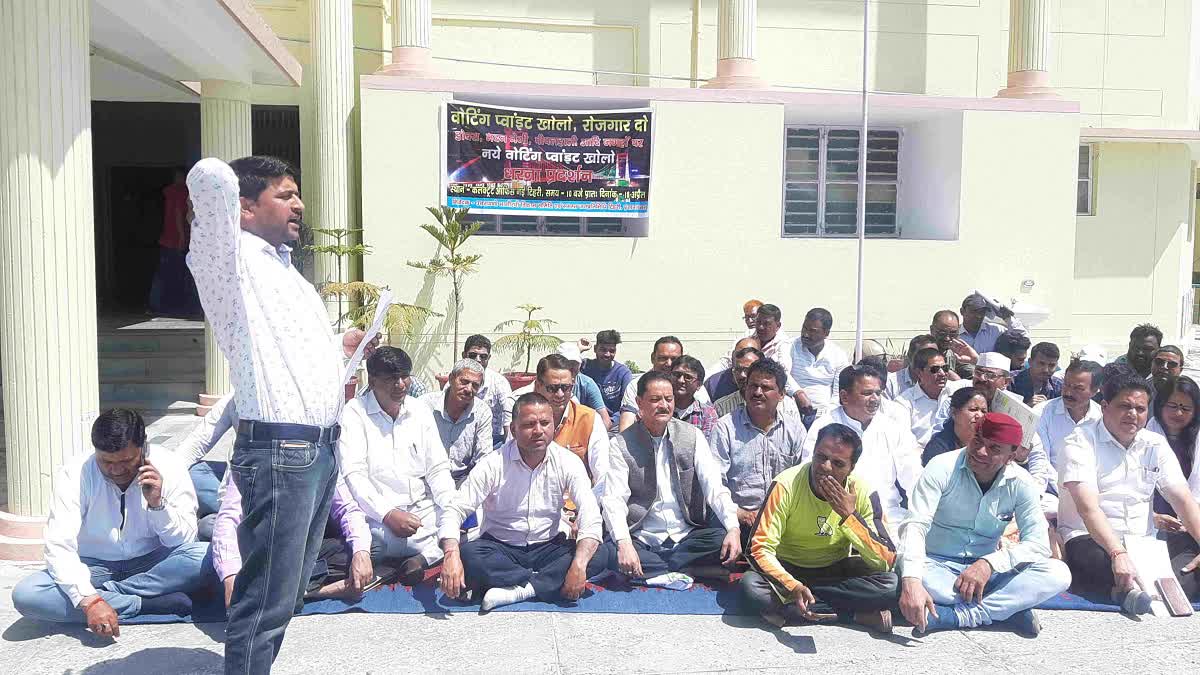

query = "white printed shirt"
186;158;343;426
44;448;197;606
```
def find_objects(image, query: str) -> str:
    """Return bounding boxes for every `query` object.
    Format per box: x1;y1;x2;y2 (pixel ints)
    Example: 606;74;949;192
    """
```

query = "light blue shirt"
574;372;607;415
899;449;1050;579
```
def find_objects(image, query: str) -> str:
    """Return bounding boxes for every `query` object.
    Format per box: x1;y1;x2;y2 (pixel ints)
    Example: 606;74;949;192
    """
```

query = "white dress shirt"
783;339;850;415
897;384;941;447
186;158;343;427
174;393;238;467
801;406;923;523
1033;397;1102;471
437;440;602;545
605;430;739;545
44;448;197;606
336;391;456;525
1057;419;1188;543
886;368;915;400
478;368;513;437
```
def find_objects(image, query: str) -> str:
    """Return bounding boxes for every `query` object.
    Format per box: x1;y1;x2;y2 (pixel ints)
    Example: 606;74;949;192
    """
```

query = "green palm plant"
492;304;562;374
308;227;436;335
406;206;482;356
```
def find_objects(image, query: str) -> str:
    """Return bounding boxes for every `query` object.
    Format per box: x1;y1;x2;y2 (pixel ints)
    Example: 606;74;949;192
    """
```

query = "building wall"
1074;142;1195;348
360;86;1079;376
385;0;1200;130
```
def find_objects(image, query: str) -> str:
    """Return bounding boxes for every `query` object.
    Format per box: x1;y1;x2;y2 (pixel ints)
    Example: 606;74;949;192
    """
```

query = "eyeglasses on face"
466;351;491;362
925;364;950;374
1153;358;1181;370
974;369;1003;382
672;371;699;383
1164;402;1195;415
539;382;572;394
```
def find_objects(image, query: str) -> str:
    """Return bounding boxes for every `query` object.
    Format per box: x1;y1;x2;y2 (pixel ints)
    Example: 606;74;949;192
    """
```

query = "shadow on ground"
3;618;113;647
69;646;223;674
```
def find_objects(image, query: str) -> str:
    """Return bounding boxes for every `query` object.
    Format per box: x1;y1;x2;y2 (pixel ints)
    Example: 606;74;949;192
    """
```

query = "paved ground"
1;556;1199;675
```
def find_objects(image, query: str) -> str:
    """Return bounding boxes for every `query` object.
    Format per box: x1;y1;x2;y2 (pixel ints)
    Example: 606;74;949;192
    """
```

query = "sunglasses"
540;382;572;394
465;351;491;362
1153;358;1181;369
672;371;699;383
925;364;950;374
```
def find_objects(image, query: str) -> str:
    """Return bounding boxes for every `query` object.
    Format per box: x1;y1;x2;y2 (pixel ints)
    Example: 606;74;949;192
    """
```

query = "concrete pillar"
199;80;252;407
704;0;765;89
309;0;356;315
0;0;99;519
997;0;1059;99
377;0;435;77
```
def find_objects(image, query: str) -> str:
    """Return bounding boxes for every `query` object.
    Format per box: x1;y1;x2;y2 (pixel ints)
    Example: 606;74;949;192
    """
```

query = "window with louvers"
783;127;900;237
1077;144;1094;216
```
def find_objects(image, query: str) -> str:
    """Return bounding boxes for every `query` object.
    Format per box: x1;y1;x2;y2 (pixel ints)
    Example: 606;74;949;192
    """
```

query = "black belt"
237;420;341;444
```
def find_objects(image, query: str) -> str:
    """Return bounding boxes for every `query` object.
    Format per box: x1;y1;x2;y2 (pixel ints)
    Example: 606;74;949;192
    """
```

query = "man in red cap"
896;412;1070;638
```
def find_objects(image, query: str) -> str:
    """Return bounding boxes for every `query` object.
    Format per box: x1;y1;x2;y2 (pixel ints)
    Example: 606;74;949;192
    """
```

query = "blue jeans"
223;433;337;675
922;554;1071;624
12;542;212;622
189;460;226;518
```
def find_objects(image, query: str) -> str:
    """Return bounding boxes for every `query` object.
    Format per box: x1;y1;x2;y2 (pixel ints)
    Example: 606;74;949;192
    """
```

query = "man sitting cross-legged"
740;423;899;633
898;413;1071;637
338;347;457;582
438;393;607;611
711;359;807;545
213;473;377;607
13;410;213;636
595;371;743;590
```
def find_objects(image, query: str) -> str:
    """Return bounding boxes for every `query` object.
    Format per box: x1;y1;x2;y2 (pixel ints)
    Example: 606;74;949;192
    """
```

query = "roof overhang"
90;0;300;102
1081;127;1200;158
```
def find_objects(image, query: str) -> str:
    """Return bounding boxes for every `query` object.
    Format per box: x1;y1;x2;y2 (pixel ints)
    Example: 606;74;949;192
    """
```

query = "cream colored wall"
1074;142;1194;351
360;87;1079;377
407;1;1199;130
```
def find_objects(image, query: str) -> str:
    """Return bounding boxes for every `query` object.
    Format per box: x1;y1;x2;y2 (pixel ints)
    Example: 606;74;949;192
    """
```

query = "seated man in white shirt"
781;307;850;422
597;371;742;589
338;347;457;577
802;366;923;533
13;410;212;635
618;336;686;431
1033;358;1103;471
1058;373;1200;613
438;393;606;611
886;334;939;400
897;347;948;447
420;358;494;486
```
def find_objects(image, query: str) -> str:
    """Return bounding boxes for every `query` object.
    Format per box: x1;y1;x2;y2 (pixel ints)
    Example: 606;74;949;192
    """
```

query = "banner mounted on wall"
443;101;652;218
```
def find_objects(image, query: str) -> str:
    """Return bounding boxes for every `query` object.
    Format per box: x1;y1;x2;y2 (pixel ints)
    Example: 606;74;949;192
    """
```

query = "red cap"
978;412;1023;447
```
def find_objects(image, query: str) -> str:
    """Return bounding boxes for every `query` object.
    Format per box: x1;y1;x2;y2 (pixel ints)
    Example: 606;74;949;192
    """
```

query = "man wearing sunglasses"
931;352;1014;436
1150;346;1185;390
531;354;613;503
462;334;513;447
897;348;949;446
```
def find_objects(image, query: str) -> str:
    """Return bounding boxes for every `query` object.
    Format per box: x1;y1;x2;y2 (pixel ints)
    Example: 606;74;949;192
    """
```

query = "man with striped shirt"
740;423;899;633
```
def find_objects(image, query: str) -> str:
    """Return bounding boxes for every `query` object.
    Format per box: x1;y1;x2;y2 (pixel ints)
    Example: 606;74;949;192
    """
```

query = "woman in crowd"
921;386;988;465
1148;375;1200;598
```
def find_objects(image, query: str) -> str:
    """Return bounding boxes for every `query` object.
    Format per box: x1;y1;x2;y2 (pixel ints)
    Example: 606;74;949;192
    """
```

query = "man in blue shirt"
1010;341;1062;406
556;342;611;431
581;329;633;430
897;413;1070;638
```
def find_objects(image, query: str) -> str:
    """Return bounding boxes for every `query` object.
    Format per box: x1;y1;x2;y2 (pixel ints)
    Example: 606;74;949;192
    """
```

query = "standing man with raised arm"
186;157;371;674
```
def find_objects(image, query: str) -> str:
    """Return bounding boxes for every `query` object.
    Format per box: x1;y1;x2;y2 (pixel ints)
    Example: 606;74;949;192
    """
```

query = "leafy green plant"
406;206;482;356
623;360;643;374
492;304;562;374
307;227;436;335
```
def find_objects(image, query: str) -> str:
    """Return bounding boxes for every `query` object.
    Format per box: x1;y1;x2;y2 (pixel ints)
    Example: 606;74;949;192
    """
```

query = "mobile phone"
1156;577;1193;617
362;575;386;593
138;453;153;496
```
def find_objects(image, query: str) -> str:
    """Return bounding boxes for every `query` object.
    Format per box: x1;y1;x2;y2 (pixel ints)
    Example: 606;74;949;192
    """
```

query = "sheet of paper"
1124;534;1176;617
991;389;1040;448
341;289;394;387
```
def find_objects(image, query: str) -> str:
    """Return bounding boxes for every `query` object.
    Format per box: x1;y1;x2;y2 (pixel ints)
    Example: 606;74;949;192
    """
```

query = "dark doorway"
107;165;178;311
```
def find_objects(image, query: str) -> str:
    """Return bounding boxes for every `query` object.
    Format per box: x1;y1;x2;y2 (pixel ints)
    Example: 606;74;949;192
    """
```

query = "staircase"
99;318;205;416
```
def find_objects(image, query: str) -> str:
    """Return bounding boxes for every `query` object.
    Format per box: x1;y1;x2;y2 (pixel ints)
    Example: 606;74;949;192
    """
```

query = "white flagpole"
854;0;870;362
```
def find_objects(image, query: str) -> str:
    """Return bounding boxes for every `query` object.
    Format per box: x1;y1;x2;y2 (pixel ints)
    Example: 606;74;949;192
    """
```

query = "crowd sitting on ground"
10;156;1200;663
14;297;1200;640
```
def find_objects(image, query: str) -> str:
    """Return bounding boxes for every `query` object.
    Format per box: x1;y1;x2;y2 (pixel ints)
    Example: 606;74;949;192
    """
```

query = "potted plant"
406;206;482;359
307;226;436;398
492;304;562;389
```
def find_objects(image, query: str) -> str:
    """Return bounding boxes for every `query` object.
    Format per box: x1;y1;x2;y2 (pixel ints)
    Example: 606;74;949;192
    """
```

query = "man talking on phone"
12;409;213;636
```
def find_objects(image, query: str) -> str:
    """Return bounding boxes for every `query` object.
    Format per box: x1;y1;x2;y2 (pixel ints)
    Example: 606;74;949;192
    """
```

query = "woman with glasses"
921;386;989;466
1148;375;1200;598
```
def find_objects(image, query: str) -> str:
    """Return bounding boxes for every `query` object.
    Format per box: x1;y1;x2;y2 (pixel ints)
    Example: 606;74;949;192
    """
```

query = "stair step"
0;534;45;562
99;332;204;355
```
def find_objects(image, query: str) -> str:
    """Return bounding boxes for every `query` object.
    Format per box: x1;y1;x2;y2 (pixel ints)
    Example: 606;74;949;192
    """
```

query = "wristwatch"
146;502;166;512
